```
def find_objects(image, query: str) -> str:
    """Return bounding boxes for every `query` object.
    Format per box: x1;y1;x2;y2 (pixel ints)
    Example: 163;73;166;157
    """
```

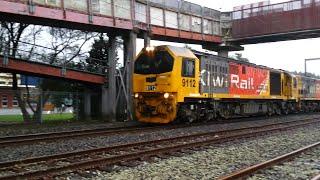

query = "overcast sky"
137;0;320;75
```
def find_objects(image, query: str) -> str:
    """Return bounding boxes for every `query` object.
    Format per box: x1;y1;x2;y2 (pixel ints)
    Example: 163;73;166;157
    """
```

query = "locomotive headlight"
146;46;155;52
164;93;170;99
134;93;139;99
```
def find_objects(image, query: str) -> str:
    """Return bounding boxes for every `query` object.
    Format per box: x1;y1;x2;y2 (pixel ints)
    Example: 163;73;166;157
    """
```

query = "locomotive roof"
194;50;320;80
193;49;284;73
165;46;197;59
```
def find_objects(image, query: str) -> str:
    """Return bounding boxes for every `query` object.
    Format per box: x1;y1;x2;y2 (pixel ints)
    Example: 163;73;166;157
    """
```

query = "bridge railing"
0;40;107;75
144;0;222;35
7;0;225;38
0;40;108;75
232;0;320;20
231;0;320;40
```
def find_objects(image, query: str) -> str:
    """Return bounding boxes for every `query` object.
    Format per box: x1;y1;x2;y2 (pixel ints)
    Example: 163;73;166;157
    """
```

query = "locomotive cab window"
182;58;195;77
134;50;174;74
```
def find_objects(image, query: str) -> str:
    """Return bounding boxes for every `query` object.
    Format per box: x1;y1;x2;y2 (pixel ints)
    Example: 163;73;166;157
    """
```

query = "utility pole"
305;58;320;76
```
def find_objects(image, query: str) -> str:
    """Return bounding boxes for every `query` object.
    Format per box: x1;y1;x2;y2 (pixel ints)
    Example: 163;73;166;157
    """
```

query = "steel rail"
219;142;320;180
0;118;311;168
0;121;214;147
0;125;165;147
312;174;320;180
0;118;319;179
0;117;316;147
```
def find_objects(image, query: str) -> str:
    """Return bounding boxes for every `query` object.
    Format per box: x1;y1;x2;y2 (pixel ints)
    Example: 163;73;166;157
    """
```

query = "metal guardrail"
232;0;320;20
0;40;108;75
230;0;320;42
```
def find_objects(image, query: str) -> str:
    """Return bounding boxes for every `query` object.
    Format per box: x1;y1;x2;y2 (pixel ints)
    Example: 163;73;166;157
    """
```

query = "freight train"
133;45;320;123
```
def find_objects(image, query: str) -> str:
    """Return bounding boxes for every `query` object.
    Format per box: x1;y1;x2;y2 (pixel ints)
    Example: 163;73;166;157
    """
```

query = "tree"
89;34;109;61
0;21;97;123
86;33;122;74
292;71;320;78
0;24;5;53
87;34;109;73
1;22;36;123
234;53;249;62
33;28;98;122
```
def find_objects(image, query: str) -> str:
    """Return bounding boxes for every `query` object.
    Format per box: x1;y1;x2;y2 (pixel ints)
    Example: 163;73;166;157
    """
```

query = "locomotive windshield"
134;50;174;74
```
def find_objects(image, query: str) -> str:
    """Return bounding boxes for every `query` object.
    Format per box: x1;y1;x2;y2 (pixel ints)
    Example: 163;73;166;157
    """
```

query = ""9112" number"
182;79;196;87
147;85;156;91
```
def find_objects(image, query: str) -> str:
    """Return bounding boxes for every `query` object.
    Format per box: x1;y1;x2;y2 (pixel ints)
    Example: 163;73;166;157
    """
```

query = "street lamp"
305;58;320;76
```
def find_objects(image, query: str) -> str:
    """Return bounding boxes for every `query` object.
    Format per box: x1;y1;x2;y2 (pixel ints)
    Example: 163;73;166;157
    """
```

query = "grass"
0;113;74;123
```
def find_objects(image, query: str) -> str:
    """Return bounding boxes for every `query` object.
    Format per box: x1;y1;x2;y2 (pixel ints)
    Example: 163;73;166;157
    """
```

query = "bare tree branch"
65;33;97;63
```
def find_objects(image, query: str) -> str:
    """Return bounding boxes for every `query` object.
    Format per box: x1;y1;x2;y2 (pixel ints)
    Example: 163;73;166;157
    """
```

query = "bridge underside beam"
230;29;320;45
149;27;222;44
202;41;244;56
0;57;105;84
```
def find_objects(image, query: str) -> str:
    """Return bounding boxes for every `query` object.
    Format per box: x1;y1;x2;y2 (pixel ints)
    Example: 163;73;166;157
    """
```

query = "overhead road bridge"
230;0;320;44
1;0;320;47
0;0;224;46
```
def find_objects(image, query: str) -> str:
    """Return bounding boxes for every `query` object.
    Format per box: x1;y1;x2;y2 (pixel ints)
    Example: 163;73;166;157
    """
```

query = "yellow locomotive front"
133;46;199;123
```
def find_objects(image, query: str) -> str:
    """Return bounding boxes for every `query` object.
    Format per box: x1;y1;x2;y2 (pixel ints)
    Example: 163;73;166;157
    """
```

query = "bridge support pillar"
83;91;91;120
218;50;229;57
123;31;137;121
101;35;117;121
203;41;244;57
144;32;151;48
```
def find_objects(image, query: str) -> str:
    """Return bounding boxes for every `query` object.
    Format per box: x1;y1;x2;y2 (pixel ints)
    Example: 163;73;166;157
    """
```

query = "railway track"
312;174;320;180
0;121;224;147
0;124;180;147
0;115;317;147
0;117;319;179
219;141;320;180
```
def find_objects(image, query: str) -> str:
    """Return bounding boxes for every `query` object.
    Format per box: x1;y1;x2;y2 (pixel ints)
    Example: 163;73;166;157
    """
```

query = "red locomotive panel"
229;62;269;96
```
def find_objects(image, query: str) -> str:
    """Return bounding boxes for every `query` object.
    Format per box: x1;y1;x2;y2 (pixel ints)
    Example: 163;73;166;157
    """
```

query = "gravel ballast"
249;147;320;180
1;114;320;163
74;123;320;180
0;120;141;137
0;113;319;137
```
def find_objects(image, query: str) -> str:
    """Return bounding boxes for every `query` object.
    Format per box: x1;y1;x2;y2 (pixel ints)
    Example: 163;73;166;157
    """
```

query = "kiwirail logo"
200;70;229;88
200;71;255;90
230;74;254;90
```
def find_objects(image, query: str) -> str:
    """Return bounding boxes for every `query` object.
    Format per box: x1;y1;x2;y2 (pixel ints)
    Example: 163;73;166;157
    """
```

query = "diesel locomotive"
133;45;320;123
